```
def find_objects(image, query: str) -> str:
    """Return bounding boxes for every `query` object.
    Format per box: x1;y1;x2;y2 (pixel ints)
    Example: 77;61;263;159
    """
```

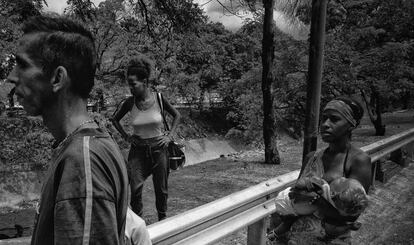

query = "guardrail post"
371;160;378;187
247;217;267;245
404;142;414;163
390;149;409;167
375;159;385;183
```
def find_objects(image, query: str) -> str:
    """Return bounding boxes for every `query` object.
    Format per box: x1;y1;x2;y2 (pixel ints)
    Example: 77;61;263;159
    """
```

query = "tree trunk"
361;88;386;136
301;0;328;174
372;89;386;136
8;87;15;108
402;91;410;109
360;89;375;122
262;0;280;164
198;90;205;113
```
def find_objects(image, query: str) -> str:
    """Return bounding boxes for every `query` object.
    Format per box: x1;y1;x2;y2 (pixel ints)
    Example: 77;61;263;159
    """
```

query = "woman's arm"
162;95;181;137
348;152;372;192
110;97;133;141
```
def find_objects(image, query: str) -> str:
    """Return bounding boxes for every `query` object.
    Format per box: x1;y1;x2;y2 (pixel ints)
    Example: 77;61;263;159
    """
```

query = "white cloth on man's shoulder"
125;208;152;245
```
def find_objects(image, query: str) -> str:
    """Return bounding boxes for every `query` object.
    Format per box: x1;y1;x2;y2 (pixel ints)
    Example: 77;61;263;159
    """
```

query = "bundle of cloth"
272;176;369;239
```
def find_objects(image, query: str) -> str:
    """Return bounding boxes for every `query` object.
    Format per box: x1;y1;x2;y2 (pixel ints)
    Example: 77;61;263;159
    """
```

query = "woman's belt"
131;135;163;147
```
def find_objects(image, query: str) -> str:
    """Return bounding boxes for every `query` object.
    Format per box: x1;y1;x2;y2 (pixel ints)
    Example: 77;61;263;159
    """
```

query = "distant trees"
291;0;414;136
324;0;414;135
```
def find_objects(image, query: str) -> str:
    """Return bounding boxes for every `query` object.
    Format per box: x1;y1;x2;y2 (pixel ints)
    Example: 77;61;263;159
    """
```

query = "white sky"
44;0;245;30
44;0;308;38
44;0;102;13
44;0;253;31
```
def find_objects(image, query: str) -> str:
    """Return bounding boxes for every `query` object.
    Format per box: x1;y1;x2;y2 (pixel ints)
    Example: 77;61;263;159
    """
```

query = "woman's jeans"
127;136;169;221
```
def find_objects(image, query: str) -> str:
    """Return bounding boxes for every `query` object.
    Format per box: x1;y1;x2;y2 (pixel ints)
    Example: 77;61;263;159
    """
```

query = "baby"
269;176;369;240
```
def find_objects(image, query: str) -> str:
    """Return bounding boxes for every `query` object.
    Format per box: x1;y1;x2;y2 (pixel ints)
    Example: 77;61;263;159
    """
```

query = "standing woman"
282;97;372;245
111;55;181;221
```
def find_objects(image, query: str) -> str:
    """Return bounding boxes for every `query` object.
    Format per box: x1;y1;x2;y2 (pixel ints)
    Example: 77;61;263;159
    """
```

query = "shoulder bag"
156;93;186;170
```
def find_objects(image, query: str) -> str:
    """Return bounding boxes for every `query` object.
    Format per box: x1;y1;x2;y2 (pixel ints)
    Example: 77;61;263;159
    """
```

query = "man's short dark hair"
22;16;96;99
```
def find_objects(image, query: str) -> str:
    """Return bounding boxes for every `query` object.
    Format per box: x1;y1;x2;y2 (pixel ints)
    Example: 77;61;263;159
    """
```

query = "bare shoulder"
349;145;371;165
348;145;372;191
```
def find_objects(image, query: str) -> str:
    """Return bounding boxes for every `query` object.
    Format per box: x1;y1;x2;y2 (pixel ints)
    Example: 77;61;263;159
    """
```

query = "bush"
0;116;53;169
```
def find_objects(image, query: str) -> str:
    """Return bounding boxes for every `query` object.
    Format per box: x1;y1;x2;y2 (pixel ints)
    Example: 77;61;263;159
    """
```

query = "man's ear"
50;66;68;93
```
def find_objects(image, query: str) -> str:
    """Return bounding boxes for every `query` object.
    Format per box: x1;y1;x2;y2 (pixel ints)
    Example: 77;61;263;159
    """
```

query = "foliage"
167;73;201;106
1;0;413;163
0;116;53;169
327;0;414;135
289;0;414;135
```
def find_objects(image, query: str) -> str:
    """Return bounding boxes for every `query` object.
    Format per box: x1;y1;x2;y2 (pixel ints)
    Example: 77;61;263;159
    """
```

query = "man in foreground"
7;16;129;245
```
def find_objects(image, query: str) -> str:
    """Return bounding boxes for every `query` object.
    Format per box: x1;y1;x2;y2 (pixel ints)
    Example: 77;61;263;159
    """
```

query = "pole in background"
301;0;328;175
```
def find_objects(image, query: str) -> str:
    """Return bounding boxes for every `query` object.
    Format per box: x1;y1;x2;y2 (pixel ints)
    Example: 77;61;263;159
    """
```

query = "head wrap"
324;100;357;127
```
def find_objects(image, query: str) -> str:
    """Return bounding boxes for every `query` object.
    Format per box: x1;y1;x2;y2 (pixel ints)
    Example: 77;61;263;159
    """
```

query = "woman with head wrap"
270;97;372;245
301;97;371;190
111;55;181;221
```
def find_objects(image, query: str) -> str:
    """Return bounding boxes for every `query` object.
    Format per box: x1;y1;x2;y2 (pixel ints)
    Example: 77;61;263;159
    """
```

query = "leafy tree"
355;41;414;135
330;0;414;135
293;0;414;136
168;72;202;115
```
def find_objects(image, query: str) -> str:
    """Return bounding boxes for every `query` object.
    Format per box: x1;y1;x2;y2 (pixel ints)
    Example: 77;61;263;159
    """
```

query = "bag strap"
156;92;170;131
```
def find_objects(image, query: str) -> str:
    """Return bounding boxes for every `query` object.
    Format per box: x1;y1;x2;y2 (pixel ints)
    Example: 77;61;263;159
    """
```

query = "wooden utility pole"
262;0;280;165
301;0;328;174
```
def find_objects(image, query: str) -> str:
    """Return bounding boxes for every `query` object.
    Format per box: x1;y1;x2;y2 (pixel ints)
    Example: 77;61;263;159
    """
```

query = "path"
352;161;414;245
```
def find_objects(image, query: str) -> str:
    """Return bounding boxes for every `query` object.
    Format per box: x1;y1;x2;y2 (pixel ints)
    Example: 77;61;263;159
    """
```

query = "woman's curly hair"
126;55;152;80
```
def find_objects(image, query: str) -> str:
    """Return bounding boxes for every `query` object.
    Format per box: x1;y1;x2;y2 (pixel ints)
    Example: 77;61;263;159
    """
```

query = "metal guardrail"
361;127;414;162
146;127;414;245
1;128;414;245
148;171;299;245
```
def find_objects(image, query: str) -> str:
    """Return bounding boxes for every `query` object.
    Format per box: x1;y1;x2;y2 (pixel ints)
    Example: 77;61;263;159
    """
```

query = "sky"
44;0;308;39
44;0;102;14
44;0;246;30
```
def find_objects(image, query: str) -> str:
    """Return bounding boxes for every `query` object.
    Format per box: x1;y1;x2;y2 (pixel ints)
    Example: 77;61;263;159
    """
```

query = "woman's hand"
159;133;173;147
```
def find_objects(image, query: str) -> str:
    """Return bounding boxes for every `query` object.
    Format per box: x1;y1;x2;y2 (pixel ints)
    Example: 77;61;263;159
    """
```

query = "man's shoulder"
61;128;117;155
54;132;127;202
58;130;125;175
